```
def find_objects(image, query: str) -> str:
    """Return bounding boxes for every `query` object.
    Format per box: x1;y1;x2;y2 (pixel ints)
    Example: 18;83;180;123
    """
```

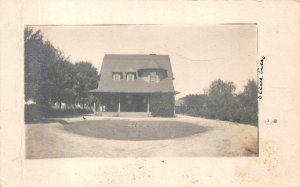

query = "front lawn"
64;120;207;141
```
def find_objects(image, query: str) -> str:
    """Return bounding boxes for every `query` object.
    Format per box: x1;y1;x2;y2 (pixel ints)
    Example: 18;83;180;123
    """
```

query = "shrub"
25;104;53;123
149;93;175;117
25;104;92;123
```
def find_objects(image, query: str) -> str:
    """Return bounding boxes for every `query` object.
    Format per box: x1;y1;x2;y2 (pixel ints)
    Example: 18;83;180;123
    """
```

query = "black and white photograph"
24;25;258;159
1;1;300;187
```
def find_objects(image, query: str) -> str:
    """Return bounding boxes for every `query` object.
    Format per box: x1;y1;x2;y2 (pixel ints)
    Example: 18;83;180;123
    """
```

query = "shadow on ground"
26;118;69;125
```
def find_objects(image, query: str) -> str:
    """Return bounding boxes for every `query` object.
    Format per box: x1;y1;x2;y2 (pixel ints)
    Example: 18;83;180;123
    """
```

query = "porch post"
118;95;121;113
173;98;176;116
93;101;96;113
147;95;150;113
173;94;176;116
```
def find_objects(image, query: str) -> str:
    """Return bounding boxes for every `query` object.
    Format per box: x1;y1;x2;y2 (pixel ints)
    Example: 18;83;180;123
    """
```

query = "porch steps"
95;112;151;117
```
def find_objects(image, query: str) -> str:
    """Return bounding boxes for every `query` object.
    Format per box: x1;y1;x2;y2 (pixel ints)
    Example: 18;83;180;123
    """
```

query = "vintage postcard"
0;1;299;187
24;25;258;159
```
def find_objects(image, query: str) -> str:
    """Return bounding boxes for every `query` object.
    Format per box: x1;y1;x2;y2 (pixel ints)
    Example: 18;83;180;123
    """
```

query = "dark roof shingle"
90;54;176;93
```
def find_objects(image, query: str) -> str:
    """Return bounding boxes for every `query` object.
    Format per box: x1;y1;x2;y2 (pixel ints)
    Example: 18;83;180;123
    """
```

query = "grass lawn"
64;120;207;141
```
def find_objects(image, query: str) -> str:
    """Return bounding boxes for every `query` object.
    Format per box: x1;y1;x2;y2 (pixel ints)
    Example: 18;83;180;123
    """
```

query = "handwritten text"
258;56;265;99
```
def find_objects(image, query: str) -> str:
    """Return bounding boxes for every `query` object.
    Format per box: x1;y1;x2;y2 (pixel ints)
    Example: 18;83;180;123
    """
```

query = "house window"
150;72;157;83
112;72;122;80
126;72;136;81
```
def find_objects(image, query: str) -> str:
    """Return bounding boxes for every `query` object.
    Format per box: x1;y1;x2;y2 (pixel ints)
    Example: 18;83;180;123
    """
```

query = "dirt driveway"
26;115;258;159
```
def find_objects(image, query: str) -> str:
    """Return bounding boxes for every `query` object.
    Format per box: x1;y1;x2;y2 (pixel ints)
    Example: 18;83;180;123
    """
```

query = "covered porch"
92;92;150;114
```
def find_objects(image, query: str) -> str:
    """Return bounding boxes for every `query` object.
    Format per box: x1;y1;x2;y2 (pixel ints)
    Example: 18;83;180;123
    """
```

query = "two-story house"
90;54;177;116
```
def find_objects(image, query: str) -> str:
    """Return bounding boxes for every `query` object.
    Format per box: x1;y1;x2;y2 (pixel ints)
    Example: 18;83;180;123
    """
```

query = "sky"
34;25;257;99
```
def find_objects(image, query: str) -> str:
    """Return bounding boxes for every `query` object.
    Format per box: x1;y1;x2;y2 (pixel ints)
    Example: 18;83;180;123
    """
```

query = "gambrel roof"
90;54;176;93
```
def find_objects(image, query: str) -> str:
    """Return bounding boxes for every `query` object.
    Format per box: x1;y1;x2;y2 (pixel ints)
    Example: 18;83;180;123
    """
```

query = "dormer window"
149;72;157;83
126;72;136;81
138;69;168;83
112;72;122;80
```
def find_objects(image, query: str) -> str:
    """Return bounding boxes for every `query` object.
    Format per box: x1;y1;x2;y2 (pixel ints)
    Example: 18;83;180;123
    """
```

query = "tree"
206;79;240;121
238;79;258;124
25;27;82;109
24;27;47;104
73;62;99;109
46;50;76;109
176;79;258;125
24;27;100;122
182;94;207;117
25;27;62;119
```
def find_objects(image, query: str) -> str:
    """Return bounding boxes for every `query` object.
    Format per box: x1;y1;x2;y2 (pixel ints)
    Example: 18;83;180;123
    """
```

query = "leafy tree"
24;27;61;119
238;79;258;124
73;62;99;109
206;79;239;121
46;51;76;109
24;27;100;123
24;27;47;105
25;27;75;110
178;79;258;125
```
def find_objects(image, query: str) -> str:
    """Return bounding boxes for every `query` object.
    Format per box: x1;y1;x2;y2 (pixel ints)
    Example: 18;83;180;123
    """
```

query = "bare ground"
26;115;258;159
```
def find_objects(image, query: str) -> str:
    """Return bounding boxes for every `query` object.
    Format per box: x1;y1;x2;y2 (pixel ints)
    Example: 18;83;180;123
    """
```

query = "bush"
182;94;208;117
25;104;92;123
149;93;175;117
239;106;258;125
25;104;53;123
